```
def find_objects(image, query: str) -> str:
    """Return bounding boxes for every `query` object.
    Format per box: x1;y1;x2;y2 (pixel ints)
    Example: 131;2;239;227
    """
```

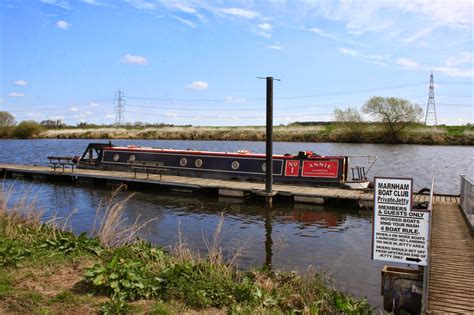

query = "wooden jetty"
0;162;438;206
427;202;474;313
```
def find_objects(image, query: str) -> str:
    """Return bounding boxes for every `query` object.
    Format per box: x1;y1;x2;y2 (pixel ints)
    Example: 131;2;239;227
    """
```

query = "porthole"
195;159;203;167
261;163;266;172
129;154;136;162
231;161;240;170
113;154;120;161
180;158;188;167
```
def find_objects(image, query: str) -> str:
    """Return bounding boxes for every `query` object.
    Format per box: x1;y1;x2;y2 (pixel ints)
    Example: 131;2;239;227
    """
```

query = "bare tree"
0;111;15;127
333;107;365;142
363;97;422;141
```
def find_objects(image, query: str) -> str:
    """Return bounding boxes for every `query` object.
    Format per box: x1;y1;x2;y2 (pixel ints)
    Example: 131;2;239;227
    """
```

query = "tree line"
0;96;440;142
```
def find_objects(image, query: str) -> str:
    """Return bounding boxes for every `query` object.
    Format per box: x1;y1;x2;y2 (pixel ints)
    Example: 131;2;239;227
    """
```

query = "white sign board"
372;177;430;266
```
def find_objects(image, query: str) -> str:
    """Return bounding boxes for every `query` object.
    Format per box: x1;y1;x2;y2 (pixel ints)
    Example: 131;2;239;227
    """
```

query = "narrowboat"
75;142;375;189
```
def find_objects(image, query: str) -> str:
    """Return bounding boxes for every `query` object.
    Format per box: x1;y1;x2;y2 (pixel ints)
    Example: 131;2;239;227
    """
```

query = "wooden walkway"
0;162;374;203
427;202;474;313
0;162;450;206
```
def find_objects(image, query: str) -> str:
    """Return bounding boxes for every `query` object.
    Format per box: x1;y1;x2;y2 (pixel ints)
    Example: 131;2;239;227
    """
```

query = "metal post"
265;77;273;195
421;174;435;314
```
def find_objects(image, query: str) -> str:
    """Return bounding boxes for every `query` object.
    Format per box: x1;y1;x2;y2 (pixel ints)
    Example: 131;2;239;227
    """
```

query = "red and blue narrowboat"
76;142;375;188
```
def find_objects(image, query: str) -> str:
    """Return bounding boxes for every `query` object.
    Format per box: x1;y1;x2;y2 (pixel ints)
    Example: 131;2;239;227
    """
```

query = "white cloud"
340;47;391;65
431;66;473;78
267;45;283;50
256;31;272;39
8;92;25;97
125;0;157;10
69;107;79;112
120;54;149;65
171;15;196;28
305;26;345;43
339;47;358;56
105;114;115;119
225;96;246;103
445;52;474;66
41;0;70;10
397;0;473;30
215;7;259;19
171;3;196;14
257;22;273;38
396;57;420;69
258;23;272;32
402;26;436;45
56;20;71;30
81;0;105;6
167;112;178;118
0;98;5;103
14;80;28;86
186;80;208;90
89;102;99;107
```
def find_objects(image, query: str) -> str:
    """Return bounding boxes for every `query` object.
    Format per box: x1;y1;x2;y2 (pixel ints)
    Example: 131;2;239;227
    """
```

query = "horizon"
1;0;473;126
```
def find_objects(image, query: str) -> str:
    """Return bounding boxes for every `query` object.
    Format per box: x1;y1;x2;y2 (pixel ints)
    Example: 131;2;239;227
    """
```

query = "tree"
333;107;365;142
40;119;65;129
362;96;423;141
0;111;15;127
12;121;45;138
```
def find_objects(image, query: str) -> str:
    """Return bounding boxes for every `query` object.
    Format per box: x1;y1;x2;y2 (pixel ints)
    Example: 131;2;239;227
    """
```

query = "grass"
32;123;474;145
0;184;373;314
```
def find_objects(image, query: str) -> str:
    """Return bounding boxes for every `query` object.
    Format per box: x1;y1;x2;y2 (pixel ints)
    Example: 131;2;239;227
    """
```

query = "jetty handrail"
421;174;435;314
460;175;473;232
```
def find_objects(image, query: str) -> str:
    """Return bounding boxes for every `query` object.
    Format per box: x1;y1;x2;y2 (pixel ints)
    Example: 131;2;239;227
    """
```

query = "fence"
460;175;474;232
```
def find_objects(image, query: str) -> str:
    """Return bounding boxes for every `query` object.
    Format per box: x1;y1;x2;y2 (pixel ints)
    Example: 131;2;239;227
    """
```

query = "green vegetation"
11;121;45;139
0;186;373;314
0;99;471;144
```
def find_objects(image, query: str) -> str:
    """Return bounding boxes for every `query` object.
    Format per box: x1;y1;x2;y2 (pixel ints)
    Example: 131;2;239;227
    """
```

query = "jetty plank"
427;202;474;314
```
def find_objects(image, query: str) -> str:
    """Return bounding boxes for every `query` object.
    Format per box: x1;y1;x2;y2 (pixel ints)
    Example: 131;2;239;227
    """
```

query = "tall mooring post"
265;77;273;195
258;76;279;204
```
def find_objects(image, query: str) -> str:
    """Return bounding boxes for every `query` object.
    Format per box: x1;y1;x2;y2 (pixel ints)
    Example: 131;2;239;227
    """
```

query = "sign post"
372;177;430;266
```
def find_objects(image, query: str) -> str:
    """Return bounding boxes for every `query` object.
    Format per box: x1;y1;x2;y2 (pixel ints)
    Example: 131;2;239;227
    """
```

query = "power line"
126;81;428;103
436;81;474;85
126;110;331;119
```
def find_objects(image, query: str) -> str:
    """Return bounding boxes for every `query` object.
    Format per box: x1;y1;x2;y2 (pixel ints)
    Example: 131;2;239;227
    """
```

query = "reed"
92;185;156;248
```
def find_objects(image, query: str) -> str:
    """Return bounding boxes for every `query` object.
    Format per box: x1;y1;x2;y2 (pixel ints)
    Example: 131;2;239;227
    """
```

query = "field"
36;123;474;145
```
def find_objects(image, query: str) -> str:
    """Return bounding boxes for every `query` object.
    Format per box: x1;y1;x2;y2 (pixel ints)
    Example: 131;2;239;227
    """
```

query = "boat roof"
105;146;345;159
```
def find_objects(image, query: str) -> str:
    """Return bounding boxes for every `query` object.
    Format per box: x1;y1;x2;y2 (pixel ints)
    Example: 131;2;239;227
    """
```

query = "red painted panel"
284;160;300;176
301;160;339;178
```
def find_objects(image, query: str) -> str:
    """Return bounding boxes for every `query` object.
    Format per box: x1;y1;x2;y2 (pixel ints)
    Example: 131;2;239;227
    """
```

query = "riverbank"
0;187;372;314
32;124;474;145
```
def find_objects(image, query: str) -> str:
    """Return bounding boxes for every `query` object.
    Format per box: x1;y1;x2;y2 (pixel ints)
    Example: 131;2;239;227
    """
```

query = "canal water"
1;139;473;308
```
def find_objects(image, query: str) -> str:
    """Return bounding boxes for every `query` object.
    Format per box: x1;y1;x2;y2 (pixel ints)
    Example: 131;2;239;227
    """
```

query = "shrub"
0;126;13;138
12;121;45;139
84;255;163;300
0;240;31;267
39;231;103;256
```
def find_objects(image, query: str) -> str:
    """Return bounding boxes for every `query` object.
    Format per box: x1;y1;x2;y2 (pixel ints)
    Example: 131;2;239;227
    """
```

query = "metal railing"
421;174;435;314
460;175;474;232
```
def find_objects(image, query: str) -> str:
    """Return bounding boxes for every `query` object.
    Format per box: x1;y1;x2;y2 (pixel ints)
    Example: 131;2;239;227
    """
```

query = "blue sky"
0;0;472;126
